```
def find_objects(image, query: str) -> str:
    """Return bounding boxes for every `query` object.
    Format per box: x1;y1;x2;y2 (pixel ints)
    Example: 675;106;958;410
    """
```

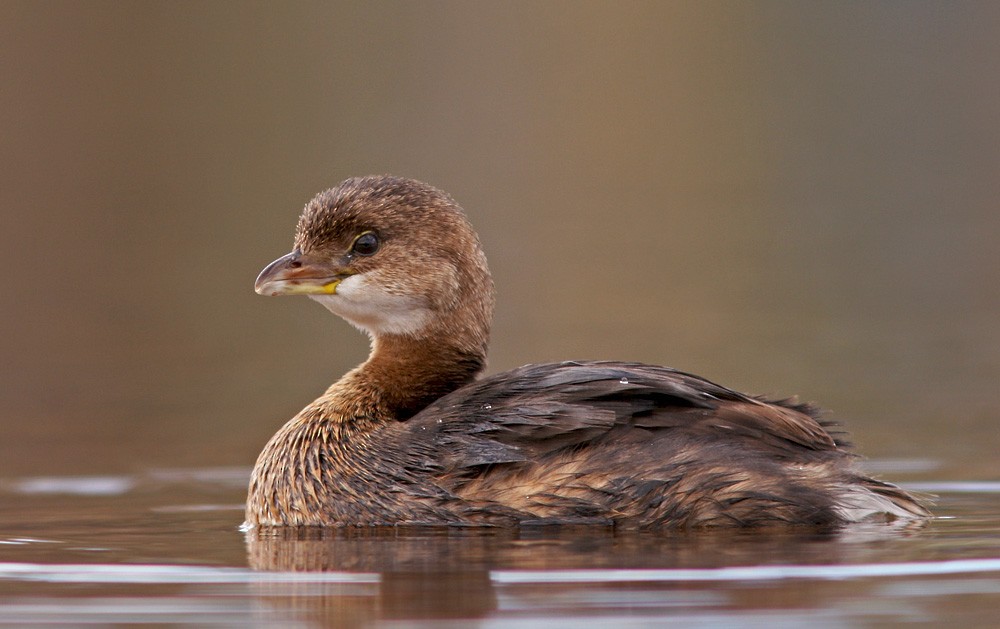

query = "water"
2;466;999;626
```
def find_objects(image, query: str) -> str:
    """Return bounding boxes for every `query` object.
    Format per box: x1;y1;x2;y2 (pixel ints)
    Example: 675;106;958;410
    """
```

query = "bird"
246;175;929;529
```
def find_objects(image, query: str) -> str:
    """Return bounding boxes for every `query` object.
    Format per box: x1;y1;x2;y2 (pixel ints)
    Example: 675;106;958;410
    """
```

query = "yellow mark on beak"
322;279;341;295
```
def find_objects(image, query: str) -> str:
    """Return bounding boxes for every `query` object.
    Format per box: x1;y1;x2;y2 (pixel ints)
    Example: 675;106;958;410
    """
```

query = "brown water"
1;469;1000;626
3;2;1000;626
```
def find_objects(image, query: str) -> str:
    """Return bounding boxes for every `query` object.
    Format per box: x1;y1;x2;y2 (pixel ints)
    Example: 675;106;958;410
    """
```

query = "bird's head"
255;176;494;353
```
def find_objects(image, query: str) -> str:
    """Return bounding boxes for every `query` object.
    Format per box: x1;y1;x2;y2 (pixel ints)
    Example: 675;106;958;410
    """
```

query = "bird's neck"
324;333;486;423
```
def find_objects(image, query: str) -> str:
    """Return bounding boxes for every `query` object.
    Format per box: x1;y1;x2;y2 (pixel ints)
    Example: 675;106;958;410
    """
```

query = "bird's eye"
351;232;380;256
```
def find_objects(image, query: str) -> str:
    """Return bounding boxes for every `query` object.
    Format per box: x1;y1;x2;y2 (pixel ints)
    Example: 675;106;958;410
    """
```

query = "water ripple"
4;558;1000;585
3;476;135;496
491;558;1000;584
0;562;379;584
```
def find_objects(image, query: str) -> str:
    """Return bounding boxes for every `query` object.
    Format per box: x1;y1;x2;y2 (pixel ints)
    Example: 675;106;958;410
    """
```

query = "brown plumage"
246;175;929;529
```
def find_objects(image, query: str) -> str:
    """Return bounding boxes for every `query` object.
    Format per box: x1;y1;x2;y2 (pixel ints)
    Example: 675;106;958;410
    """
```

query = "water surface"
2;465;999;626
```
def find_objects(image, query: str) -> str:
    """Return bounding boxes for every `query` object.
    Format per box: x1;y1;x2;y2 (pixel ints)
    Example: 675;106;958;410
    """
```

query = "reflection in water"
243;524;935;625
0;470;998;626
246;528;502;623
244;525;928;573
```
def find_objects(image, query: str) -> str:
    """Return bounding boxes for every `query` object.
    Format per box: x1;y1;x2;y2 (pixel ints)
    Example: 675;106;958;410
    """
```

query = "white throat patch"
308;274;434;337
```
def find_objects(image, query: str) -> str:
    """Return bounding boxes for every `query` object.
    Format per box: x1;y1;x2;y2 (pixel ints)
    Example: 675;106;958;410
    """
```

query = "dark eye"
351;232;379;256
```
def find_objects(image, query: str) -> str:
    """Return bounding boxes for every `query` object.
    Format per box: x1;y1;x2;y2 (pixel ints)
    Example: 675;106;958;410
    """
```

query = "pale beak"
254;250;353;296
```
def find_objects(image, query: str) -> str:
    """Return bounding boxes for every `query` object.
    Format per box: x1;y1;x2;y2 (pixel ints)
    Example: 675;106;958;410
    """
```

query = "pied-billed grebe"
247;175;928;529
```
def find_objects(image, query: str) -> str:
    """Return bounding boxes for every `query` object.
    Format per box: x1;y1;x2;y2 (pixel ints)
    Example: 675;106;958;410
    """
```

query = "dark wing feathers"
408;361;838;473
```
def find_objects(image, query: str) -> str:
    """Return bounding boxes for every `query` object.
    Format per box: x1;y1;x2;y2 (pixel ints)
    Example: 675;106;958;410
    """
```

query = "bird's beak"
254;250;353;296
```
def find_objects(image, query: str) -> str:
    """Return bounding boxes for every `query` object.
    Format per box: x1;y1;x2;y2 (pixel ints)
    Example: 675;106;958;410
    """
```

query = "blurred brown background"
2;1;997;479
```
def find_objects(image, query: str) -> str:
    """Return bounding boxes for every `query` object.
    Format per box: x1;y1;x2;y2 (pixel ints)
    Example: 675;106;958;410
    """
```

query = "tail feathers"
833;477;931;522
